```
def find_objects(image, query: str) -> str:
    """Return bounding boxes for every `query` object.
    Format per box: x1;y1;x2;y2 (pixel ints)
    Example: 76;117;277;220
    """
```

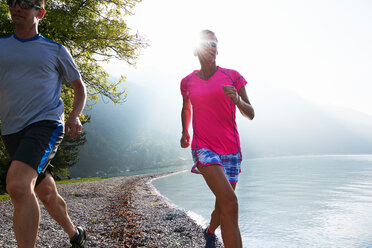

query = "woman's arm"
180;96;192;148
222;85;255;120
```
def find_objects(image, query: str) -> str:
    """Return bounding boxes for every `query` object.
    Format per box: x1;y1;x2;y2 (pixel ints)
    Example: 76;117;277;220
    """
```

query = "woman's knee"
211;207;220;219
219;194;239;216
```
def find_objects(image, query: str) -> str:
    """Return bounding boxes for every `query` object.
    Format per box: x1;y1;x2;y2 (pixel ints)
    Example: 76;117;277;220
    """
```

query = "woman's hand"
222;85;239;104
180;132;190;148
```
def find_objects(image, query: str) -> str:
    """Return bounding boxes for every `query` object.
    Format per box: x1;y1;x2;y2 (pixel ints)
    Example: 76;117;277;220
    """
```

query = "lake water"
152;155;372;248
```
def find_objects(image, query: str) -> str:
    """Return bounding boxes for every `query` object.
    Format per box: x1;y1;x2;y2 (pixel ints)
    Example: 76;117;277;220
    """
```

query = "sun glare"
102;0;372;116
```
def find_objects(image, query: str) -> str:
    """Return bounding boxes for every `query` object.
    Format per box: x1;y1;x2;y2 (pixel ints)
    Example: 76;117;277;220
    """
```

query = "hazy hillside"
71;80;372;177
70;81;190;178
239;83;372;158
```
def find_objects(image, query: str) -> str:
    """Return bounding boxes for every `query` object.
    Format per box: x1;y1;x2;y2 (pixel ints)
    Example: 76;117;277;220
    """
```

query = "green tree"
0;0;147;184
52;127;88;180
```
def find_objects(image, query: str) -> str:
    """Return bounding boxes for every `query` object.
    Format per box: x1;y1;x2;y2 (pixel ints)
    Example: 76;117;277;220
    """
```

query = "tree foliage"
52;125;88;180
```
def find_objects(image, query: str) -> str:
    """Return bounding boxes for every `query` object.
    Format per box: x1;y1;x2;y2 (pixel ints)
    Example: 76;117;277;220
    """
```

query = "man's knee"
6;179;33;202
35;176;63;207
6;161;37;200
36;183;57;206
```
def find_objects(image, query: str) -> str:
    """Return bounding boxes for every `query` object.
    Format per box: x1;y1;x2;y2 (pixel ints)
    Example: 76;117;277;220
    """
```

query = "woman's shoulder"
217;66;240;75
181;71;197;83
217;67;243;81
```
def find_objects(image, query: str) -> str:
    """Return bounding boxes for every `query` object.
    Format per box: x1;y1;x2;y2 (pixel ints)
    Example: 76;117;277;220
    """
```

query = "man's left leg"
34;171;76;238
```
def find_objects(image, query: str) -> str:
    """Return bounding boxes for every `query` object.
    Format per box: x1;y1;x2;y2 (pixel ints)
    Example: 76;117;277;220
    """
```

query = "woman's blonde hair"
200;30;218;42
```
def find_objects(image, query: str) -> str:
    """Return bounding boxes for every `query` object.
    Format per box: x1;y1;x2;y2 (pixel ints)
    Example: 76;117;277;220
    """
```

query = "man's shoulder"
0;35;15;52
38;35;63;48
0;35;12;39
0;35;13;43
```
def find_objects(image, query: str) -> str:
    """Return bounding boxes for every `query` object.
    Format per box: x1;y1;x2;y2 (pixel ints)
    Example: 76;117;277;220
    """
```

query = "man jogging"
0;0;87;247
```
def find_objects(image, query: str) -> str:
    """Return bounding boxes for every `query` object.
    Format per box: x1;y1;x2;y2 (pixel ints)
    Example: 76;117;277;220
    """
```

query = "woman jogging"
180;30;255;248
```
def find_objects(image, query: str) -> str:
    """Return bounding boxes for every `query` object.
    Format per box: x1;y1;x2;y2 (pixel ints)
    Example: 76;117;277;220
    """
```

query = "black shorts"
1;120;64;186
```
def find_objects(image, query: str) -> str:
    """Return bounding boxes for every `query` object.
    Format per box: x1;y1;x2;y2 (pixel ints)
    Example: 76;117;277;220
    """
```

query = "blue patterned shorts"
191;148;242;183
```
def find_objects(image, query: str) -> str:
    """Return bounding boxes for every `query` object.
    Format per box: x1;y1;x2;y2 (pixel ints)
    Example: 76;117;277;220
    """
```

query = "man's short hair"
35;0;45;9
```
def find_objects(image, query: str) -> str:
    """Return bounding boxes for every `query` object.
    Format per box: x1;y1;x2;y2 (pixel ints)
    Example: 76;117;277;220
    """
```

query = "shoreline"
0;172;223;247
149;171;212;229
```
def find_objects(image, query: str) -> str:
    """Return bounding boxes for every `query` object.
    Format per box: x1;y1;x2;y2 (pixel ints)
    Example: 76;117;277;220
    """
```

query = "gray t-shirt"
0;34;81;135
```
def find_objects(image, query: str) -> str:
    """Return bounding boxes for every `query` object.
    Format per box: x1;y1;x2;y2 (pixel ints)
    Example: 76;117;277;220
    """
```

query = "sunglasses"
200;40;218;49
7;0;42;9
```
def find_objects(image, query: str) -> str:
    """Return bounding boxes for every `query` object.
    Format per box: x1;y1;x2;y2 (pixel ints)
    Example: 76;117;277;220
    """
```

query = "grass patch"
0;177;106;201
0;194;10;201
56;177;106;185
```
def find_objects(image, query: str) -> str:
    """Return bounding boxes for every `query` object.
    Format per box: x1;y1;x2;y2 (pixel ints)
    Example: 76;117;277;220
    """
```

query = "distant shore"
0;172;222;247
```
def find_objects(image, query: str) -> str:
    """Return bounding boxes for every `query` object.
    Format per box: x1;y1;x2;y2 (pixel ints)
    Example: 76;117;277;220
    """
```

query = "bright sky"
104;0;372;116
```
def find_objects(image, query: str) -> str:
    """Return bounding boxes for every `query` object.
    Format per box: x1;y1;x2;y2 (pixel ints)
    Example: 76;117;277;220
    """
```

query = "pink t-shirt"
180;66;247;155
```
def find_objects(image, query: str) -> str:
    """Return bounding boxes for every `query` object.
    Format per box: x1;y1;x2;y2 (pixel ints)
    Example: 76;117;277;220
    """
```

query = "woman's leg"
198;164;242;248
208;183;237;234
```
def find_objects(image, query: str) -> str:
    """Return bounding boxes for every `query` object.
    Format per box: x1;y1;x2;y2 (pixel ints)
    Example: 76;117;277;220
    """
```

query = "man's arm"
180;96;192;148
65;78;87;139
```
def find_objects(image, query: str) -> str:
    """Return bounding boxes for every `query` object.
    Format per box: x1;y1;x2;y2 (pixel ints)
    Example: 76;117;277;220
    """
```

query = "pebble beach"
0;173;223;247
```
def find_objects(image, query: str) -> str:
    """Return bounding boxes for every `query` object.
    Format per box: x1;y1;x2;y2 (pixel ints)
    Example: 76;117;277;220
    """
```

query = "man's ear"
37;8;46;20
